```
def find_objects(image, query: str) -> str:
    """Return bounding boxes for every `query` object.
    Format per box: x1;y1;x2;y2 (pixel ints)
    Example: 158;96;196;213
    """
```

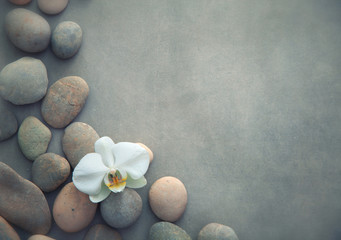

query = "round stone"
38;0;69;15
5;8;51;53
0;216;20;240
53;182;97;233
198;223;239;240
100;189;143;228
149;176;187;222
52;21;82;59
8;0;31;5
32;153;70;192
28;235;56;240
84;224;122;240
137;143;154;163
0;57;48;105
149;222;191;240
0;108;18;141
18;116;52;161
62;122;99;168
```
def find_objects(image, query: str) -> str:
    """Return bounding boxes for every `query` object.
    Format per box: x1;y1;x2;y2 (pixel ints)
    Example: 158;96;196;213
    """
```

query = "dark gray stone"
0;57;48;105
5;8;51;53
198;223;239;240
100;189;142;228
84;224;122;240
52;21;82;59
149;222;191;240
0;109;17;141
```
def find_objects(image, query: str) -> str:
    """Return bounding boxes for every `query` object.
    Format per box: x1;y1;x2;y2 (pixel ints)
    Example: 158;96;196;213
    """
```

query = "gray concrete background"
0;0;341;239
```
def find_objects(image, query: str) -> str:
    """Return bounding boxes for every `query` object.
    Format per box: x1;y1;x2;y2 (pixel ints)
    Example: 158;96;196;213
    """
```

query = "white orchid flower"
72;136;150;203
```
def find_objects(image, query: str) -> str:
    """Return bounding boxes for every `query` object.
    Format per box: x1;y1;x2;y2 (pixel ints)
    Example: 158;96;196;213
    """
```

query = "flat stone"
149;176;187;222
32;153;70;192
0;109;17;141
52;21;82;59
0;162;51;234
149;222;191;240
100;189;143;228
53;182;97;232
38;0;69;15
84;224;122;240
18;116;52;161
5;8;50;53
198;223;239;240
0;57;48;105
41;76;89;128
8;0;31;5
0;216;20;240
28;235;56;240
62;122;99;168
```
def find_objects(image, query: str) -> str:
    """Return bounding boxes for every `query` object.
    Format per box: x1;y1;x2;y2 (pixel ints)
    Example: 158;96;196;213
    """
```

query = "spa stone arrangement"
0;1;239;240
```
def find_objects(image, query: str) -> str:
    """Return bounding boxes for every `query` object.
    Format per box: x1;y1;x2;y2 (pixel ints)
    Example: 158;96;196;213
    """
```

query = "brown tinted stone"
37;0;69;15
9;0;31;5
0;216;20;240
28;235;56;240
84;224;122;240
137;143;154;163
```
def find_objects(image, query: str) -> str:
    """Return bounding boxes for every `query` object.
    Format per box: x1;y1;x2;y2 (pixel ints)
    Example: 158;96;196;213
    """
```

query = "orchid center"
105;169;127;192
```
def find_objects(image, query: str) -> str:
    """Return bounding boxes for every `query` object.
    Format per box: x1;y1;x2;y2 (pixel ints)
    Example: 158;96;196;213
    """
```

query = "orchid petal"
89;182;111;203
126;175;147;189
104;168;127;193
72;153;109;195
95;136;115;168
112;142;150;179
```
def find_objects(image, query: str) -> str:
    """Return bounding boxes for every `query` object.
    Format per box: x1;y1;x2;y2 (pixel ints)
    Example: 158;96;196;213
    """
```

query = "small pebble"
84;224;122;240
18;116;52;161
149;222;191;240
100;189;142;228
52;21;82;59
32;153;70;192
198;223;239;240
62;122;99;168
149;176;187;222
0;109;18;141
0;57;48;105
9;0;31;5
0;216;20;240
28;235;56;240
137;143;154;163
53;182;97;232
5;8;50;52
38;0;69;15
41;76;89;128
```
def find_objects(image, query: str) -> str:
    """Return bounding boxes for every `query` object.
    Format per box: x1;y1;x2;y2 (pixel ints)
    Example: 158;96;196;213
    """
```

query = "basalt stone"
0;162;51;234
100;189;143;229
18;116;52;161
149;222;191;240
52;21;82;59
0;57;48;105
5;9;51;53
9;0;32;5
84;224;122;240
38;0;69;15
198;223;239;240
28;235;56;240
0;216;20;240
41;76;89;128
32;153;70;192
0;109;18;141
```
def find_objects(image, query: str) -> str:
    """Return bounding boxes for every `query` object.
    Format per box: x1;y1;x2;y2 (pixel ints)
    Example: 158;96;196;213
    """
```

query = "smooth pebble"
38;0;69;15
149;222;191;240
9;0;31;5
84;224;122;240
0;216;20;240
198;223;239;240
0;109;18;141
28;235;56;240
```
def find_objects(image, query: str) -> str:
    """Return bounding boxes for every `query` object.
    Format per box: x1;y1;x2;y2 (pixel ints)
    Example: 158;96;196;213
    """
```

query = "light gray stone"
38;0;69;15
149;222;191;240
0;109;17;141
198;223;239;240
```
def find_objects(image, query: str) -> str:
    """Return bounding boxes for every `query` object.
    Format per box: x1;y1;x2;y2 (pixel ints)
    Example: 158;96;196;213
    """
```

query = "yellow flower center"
106;169;127;190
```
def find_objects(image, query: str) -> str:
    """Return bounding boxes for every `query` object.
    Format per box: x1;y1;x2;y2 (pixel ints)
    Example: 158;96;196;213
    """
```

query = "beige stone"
137;142;154;163
38;0;69;15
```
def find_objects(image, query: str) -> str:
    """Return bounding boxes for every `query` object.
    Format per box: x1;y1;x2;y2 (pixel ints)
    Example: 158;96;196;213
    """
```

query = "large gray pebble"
0;109;18;141
198;223;239;240
149;222;191;240
52;21;82;59
5;8;51;53
100;189;142;228
0;57;48;105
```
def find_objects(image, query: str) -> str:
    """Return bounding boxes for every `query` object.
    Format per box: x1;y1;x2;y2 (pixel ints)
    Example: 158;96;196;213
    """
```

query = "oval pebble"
137;143;154;163
28;235;56;240
0;108;18;141
62;122;99;168
9;0;31;5
32;153;70;192
149;222;191;240
0;57;48;105
52;21;82;59
198;223;239;240
38;0;69;15
18;116;52;161
100;189;142;228
41;76;89;128
5;8;50;53
84;224;122;240
0;216;20;240
53;182;97;232
149;176;187;222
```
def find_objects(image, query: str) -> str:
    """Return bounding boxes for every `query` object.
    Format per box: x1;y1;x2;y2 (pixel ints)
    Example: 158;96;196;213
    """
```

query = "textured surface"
149;222;191;240
0;1;340;240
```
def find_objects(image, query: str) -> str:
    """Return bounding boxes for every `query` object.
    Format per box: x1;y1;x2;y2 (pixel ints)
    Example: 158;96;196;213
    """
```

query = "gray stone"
100;189;142;228
0;162;51;234
149;222;191;240
32;153;70;192
198;223;239;240
84;224;122;240
5;8;51;53
0;216;20;240
18;116;52;161
9;0;31;5
62;122;99;168
52;21;82;59
38;0;69;15
0;57;48;105
0;109;17;141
